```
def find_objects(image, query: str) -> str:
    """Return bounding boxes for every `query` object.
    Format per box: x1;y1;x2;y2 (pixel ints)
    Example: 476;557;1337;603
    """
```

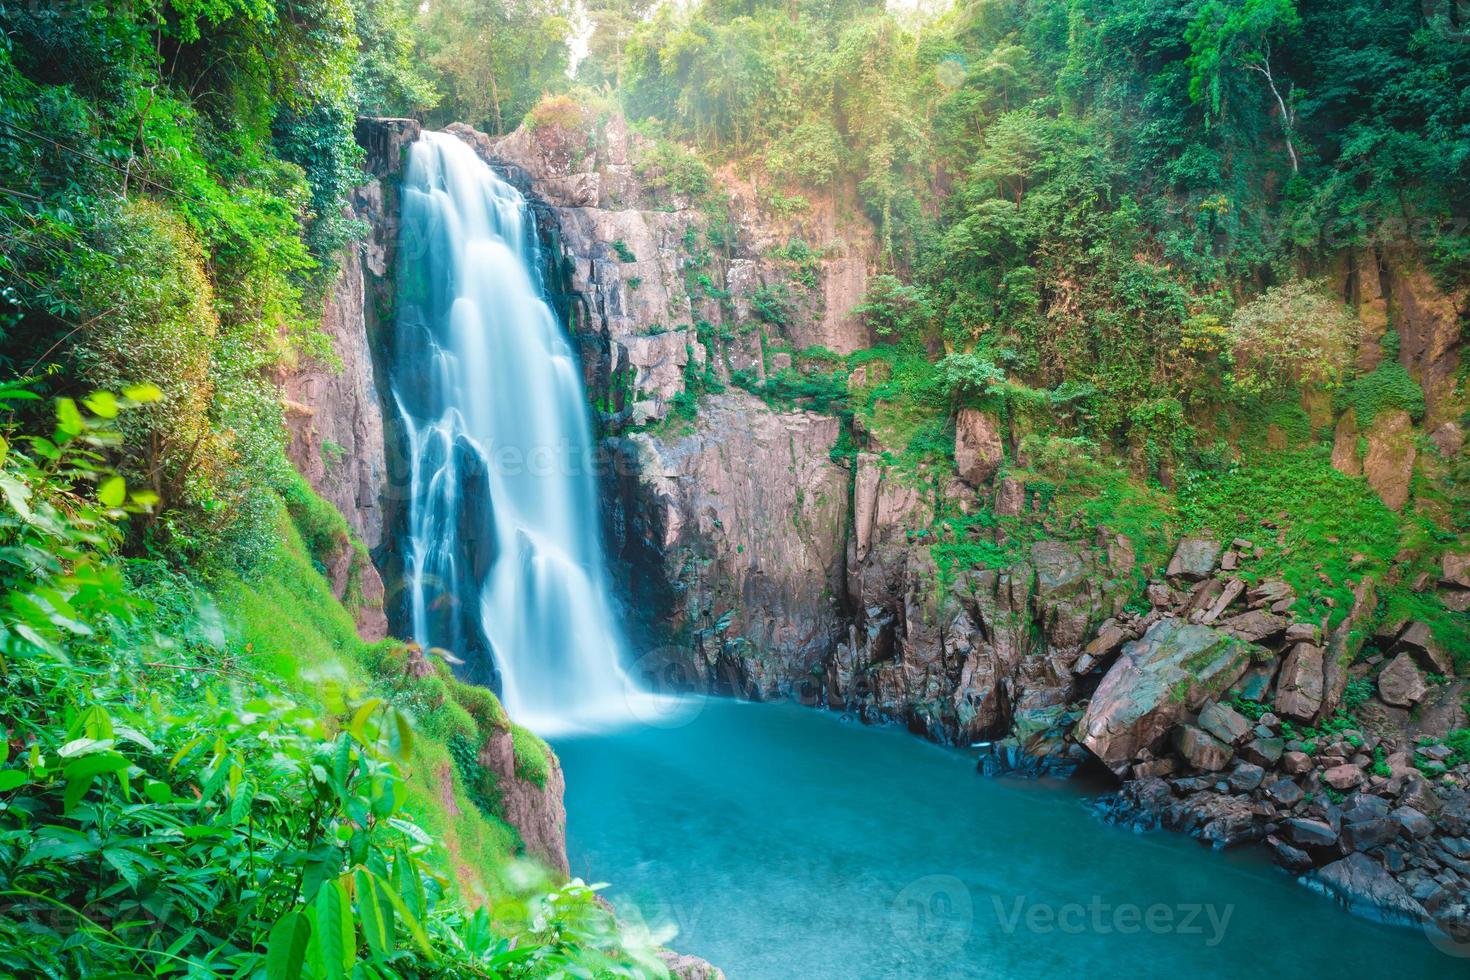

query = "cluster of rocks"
1002;535;1470;940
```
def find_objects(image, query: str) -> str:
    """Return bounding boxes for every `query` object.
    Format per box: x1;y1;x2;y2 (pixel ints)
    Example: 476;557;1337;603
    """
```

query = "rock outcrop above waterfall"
447;111;876;427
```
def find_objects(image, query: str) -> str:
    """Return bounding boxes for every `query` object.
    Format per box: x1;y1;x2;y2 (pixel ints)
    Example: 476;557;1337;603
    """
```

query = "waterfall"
390;131;645;734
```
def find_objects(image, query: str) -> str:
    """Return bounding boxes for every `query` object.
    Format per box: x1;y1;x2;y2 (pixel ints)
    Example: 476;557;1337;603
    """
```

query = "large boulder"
1393;621;1452;675
1198;700;1250;745
1274;642;1325;722
1175;725;1233;771
1075;619;1257;774
954;409;1004;487
1362;409;1417;511
1301;853;1429;927
1166;538;1221;581
1378;652;1428;707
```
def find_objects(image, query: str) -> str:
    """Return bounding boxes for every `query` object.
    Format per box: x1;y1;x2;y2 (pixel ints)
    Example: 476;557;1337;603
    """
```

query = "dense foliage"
0;392;669;976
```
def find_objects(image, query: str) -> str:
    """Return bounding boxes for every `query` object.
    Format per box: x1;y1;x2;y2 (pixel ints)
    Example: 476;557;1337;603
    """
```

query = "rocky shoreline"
977;535;1470;945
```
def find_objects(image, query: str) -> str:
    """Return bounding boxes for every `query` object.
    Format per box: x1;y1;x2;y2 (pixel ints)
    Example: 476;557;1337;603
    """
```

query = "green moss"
1175;447;1403;627
215;485;540;870
1336;335;1426;425
277;467;352;569
512;724;553;789
216;504;360;682
1377;588;1470;672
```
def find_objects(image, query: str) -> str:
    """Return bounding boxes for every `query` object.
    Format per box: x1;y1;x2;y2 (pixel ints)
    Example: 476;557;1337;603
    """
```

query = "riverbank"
556;699;1461;979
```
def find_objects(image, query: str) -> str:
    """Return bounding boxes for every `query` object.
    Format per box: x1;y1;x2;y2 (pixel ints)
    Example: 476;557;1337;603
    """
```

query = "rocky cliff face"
279;118;423;643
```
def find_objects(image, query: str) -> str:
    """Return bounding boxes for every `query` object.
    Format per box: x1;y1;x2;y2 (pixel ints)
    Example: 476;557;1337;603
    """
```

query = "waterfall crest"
391;131;645;734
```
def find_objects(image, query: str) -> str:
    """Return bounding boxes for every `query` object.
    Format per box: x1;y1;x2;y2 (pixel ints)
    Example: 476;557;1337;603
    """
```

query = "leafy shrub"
854;274;936;344
636;140;714;199
1335;332;1426;425
1226;279;1361;395
765;121;845;186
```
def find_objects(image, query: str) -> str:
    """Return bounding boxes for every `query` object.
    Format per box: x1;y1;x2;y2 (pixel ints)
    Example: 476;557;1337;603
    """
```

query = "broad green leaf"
356;869;391;959
55;398;83;438
57;737;113;758
63;773;94;812
144;779;171;803
266;911;311;980
98;476;126;507
366;869;432;958
83;391;119;418
0;770;26;791
122;383;163;403
63;750;130;781
316;876;354;980
349;699;384;744
229;780;256;824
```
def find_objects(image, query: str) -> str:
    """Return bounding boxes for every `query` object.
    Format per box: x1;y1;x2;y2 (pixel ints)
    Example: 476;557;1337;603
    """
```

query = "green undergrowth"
0;394;661;977
1175;447;1403;628
217;496;554;840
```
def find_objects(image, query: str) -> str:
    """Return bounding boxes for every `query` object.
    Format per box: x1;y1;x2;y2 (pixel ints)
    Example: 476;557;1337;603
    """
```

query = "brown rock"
1393;621;1451;675
480;729;568;874
1199;700;1251;745
1281;751;1313;775
1331;410;1362;476
658;951;726;980
954;408;1004;487
1275;642;1325;722
1285;817;1338;848
1442;552;1470;590
1377;652;1428;707
994;476;1025;516
1167;537;1222;581
1362;409;1417;511
1429;421;1464;457
1323;764;1366;791
1176;724;1234;771
1301;853;1429;927
1220;609;1289;643
1074;619;1255;774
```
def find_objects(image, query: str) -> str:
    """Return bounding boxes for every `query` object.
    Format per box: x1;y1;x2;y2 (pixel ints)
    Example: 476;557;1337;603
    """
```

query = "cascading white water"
391;131;649;734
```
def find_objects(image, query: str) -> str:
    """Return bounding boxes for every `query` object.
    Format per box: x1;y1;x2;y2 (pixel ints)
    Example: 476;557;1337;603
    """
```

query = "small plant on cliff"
612;238;637;262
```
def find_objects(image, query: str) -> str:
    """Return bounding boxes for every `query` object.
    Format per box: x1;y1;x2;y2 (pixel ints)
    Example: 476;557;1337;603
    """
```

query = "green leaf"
55;398;83;438
388;708;414;763
144;779;171;803
229;780;256;824
63;751;130;781
63;773;94;812
355;869;391;960
366;868;433;958
349;698;383;744
57;737;113;758
0;770;27;791
266;911;311;980
122;383;163;403
316;876;354;980
98;476;126;508
83;391;119;419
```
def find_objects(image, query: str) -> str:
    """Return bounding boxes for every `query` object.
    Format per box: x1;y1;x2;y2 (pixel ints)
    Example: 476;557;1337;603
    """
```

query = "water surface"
557;699;1461;979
